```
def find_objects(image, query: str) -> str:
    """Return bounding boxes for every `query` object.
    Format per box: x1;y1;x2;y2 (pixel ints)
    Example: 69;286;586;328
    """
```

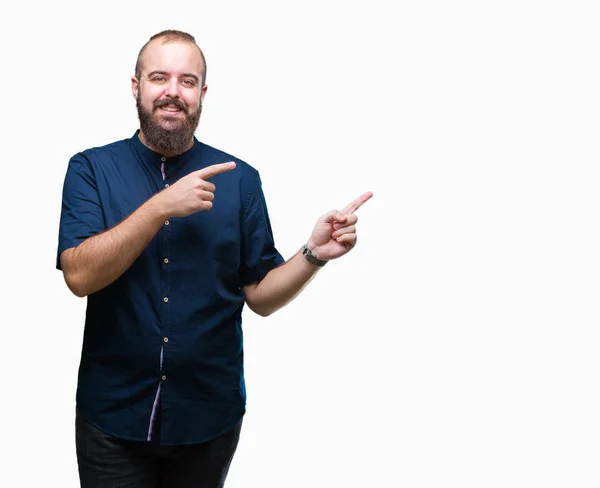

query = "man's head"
132;30;208;156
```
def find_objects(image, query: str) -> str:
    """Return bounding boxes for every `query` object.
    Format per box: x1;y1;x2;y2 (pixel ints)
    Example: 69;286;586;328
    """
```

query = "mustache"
154;98;188;112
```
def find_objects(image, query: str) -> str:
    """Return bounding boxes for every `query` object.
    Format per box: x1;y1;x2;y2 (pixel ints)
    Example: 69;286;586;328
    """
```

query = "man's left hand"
306;191;373;262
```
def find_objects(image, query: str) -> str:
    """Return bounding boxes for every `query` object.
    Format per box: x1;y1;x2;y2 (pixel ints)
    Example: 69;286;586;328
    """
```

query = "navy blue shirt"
56;131;284;445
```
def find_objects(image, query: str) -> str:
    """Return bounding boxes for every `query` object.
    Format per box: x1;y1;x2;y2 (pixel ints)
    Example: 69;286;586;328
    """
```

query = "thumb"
322;210;347;224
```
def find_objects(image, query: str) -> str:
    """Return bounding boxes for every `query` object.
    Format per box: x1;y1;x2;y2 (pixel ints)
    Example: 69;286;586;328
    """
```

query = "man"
57;29;372;487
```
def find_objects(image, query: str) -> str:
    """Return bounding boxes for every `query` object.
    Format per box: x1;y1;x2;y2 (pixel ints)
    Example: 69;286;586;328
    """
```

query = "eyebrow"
147;71;200;82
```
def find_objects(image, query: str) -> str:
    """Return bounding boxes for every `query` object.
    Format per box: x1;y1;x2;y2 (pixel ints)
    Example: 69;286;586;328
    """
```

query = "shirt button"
165;183;169;188
162;375;167;381
163;297;169;303
161;157;166;162
165;220;170;226
164;258;169;264
164;337;169;343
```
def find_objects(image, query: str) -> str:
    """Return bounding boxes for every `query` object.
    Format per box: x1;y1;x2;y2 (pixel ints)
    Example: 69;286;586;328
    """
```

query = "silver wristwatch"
302;244;327;266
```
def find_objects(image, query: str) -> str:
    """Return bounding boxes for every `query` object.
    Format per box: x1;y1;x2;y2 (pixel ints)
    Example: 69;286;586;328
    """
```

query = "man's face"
132;39;207;154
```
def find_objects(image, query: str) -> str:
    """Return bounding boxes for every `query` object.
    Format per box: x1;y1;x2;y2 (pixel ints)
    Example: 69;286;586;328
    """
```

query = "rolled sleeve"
239;170;284;286
56;154;106;270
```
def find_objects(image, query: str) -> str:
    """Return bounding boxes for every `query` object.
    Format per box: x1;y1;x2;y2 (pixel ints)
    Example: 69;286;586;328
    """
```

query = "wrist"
305;240;323;260
147;192;171;221
302;243;327;267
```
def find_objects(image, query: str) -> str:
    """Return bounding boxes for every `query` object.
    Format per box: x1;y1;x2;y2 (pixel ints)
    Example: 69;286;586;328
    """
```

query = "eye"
182;79;196;87
151;76;167;82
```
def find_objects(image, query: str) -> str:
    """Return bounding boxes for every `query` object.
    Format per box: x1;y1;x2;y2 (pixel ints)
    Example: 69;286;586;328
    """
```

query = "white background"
2;0;600;486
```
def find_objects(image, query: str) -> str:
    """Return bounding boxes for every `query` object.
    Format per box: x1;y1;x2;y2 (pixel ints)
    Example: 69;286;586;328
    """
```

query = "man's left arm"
244;192;373;317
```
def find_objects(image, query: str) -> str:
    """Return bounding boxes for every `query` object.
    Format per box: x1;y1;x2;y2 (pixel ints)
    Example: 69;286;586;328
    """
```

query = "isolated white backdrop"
2;1;600;487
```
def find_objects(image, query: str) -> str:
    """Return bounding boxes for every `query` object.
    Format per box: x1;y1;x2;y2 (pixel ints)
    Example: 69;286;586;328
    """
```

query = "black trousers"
75;410;242;488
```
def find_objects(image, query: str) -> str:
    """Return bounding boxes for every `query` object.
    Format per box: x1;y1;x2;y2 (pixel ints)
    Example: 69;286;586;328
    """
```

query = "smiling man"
56;29;372;488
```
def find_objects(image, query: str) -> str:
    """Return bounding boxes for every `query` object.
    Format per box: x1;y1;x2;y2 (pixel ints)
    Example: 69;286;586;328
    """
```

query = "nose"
165;77;180;98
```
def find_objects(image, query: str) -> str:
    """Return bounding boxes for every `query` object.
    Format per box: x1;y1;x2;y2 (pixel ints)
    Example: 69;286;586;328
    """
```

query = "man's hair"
135;29;207;85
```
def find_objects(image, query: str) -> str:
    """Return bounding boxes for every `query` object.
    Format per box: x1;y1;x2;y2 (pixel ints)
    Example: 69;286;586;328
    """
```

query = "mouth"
157;104;185;115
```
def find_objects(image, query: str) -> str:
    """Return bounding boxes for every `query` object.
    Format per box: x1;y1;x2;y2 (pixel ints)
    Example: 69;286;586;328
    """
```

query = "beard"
136;92;202;155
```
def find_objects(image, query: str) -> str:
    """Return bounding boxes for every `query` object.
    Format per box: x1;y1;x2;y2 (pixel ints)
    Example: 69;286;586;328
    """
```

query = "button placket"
159;182;172;394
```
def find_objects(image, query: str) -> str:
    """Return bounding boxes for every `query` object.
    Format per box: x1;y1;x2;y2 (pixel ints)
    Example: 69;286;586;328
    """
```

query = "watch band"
302;244;327;266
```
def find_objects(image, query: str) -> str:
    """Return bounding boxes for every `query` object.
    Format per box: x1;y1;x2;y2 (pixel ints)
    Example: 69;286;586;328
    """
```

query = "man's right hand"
154;161;237;218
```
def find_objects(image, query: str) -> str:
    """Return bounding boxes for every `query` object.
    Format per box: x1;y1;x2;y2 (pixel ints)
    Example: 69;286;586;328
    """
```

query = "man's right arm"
60;197;168;297
59;161;236;297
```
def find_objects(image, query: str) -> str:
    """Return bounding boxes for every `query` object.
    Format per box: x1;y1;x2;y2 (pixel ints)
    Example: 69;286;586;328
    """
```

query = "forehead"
141;39;204;77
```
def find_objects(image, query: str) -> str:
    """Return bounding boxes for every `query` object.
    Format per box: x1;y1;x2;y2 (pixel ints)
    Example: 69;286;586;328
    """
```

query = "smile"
159;105;183;113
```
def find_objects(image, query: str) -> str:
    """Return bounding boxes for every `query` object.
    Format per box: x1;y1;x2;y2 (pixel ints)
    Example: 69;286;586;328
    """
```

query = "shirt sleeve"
56;154;106;270
239;170;285;286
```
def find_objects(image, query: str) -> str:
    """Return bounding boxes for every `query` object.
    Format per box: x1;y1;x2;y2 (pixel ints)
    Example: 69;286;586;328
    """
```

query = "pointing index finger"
196;161;236;180
341;191;373;215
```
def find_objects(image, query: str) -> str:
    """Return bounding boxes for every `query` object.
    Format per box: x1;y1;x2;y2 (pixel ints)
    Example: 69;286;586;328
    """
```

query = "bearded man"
56;29;372;488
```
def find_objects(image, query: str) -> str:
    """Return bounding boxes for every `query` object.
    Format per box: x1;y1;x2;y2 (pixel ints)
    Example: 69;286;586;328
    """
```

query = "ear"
131;76;140;100
200;84;208;103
